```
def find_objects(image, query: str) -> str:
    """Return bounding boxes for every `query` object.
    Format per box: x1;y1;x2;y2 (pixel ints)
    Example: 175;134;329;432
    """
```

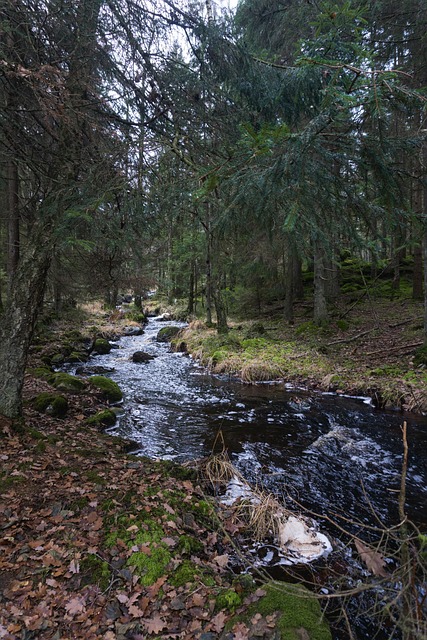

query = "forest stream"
79;318;427;531
70;316;427;638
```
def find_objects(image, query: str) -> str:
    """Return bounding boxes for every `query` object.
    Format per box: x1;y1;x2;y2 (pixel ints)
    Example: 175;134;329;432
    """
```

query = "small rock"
132;351;155;363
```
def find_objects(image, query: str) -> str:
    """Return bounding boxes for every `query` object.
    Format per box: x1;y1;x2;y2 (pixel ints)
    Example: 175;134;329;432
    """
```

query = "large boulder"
33;393;68;417
156;325;181;342
93;338;112;355
132;351;156;364
123;326;144;336
89;375;123;403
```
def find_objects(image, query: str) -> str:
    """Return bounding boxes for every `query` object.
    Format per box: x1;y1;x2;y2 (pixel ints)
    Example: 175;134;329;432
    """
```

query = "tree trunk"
283;237;294;324
213;282;228;335
205;203;213;326
313;239;329;325
0;225;52;417
7;160;20;288
187;263;195;315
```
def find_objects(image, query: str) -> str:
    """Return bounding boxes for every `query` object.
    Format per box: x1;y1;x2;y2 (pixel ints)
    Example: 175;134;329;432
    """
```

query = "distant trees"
1;0;426;416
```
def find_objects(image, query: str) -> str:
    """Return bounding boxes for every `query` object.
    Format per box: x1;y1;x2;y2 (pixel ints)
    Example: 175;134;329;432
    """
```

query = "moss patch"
241;582;331;640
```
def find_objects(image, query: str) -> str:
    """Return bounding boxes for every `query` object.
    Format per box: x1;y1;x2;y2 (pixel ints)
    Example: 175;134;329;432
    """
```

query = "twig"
364;341;423;357
326;327;377;346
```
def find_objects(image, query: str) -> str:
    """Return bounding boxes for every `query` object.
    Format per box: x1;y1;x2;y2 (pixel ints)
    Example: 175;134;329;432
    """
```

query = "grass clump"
89;376;123;402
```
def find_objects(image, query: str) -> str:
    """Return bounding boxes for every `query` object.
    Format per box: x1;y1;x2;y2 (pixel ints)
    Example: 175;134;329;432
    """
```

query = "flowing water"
86;317;427;534
75;317;427;637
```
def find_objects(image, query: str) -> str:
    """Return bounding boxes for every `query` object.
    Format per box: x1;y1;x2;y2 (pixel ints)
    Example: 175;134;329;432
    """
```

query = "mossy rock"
32;367;55;382
33;393;68;417
240;582;331;640
51;353;65;366
125;310;147;324
66;351;89;363
85;409;117;428
90;376;123;402
93;338;112;354
156;325;182;342
414;343;427;367
50;373;87;394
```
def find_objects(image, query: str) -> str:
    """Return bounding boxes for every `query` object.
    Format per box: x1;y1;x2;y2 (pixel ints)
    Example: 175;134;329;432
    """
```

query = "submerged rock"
132;351;155;364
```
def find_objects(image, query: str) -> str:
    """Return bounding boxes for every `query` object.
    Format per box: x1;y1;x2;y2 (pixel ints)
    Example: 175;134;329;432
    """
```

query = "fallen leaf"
213;554;229;568
161;537;176;547
68;559;80;574
211;611;227;633
354;539;388;577
65;597;85;616
142;612;167;634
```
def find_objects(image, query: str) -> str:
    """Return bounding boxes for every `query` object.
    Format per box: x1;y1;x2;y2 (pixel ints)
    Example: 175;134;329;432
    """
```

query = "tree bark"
313;238;329;325
0;224;52;417
7;160;20;288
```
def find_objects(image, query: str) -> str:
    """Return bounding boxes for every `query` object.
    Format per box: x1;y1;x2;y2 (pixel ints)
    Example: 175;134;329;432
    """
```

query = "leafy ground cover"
0;305;331;640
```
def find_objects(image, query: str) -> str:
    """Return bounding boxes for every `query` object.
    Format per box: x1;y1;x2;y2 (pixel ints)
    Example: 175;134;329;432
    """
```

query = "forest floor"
1;293;426;639
0;306;332;640
175;294;427;414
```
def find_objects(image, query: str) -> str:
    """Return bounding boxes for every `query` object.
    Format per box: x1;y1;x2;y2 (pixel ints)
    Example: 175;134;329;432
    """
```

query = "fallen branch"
326;327;377;346
364;341;423;357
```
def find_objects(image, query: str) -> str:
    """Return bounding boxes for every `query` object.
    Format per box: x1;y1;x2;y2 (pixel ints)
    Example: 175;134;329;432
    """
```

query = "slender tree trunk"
313;238;329;325
205;202;212;326
188;263;195;315
213;278;228;335
7;160;19;289
0;224;52;417
283;236;294;324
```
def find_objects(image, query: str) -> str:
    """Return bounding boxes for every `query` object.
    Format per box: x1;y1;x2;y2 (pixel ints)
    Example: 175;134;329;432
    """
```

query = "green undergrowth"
175;325;329;383
102;481;218;588
229;581;331;640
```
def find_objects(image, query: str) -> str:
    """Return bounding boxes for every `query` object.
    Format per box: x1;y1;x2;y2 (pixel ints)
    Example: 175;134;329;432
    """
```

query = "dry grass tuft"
188;319;207;330
202;451;238;488
240;361;283;383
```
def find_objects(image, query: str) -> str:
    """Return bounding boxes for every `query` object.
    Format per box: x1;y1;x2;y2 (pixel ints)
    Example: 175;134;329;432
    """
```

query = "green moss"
170;559;215;588
295;321;320;336
67;351;89;363
85;409;117;428
241;337;270;350
35;441;47;453
32;367;55;382
90;376;123;402
244;582;331;640
80;554;111;590
33;392;68;417
51;353;65;366
128;546;172;587
245;321;266;338
85;470;106;484
50;373;86;394
177;535;204;556
216;588;242;612
126;310;147;323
